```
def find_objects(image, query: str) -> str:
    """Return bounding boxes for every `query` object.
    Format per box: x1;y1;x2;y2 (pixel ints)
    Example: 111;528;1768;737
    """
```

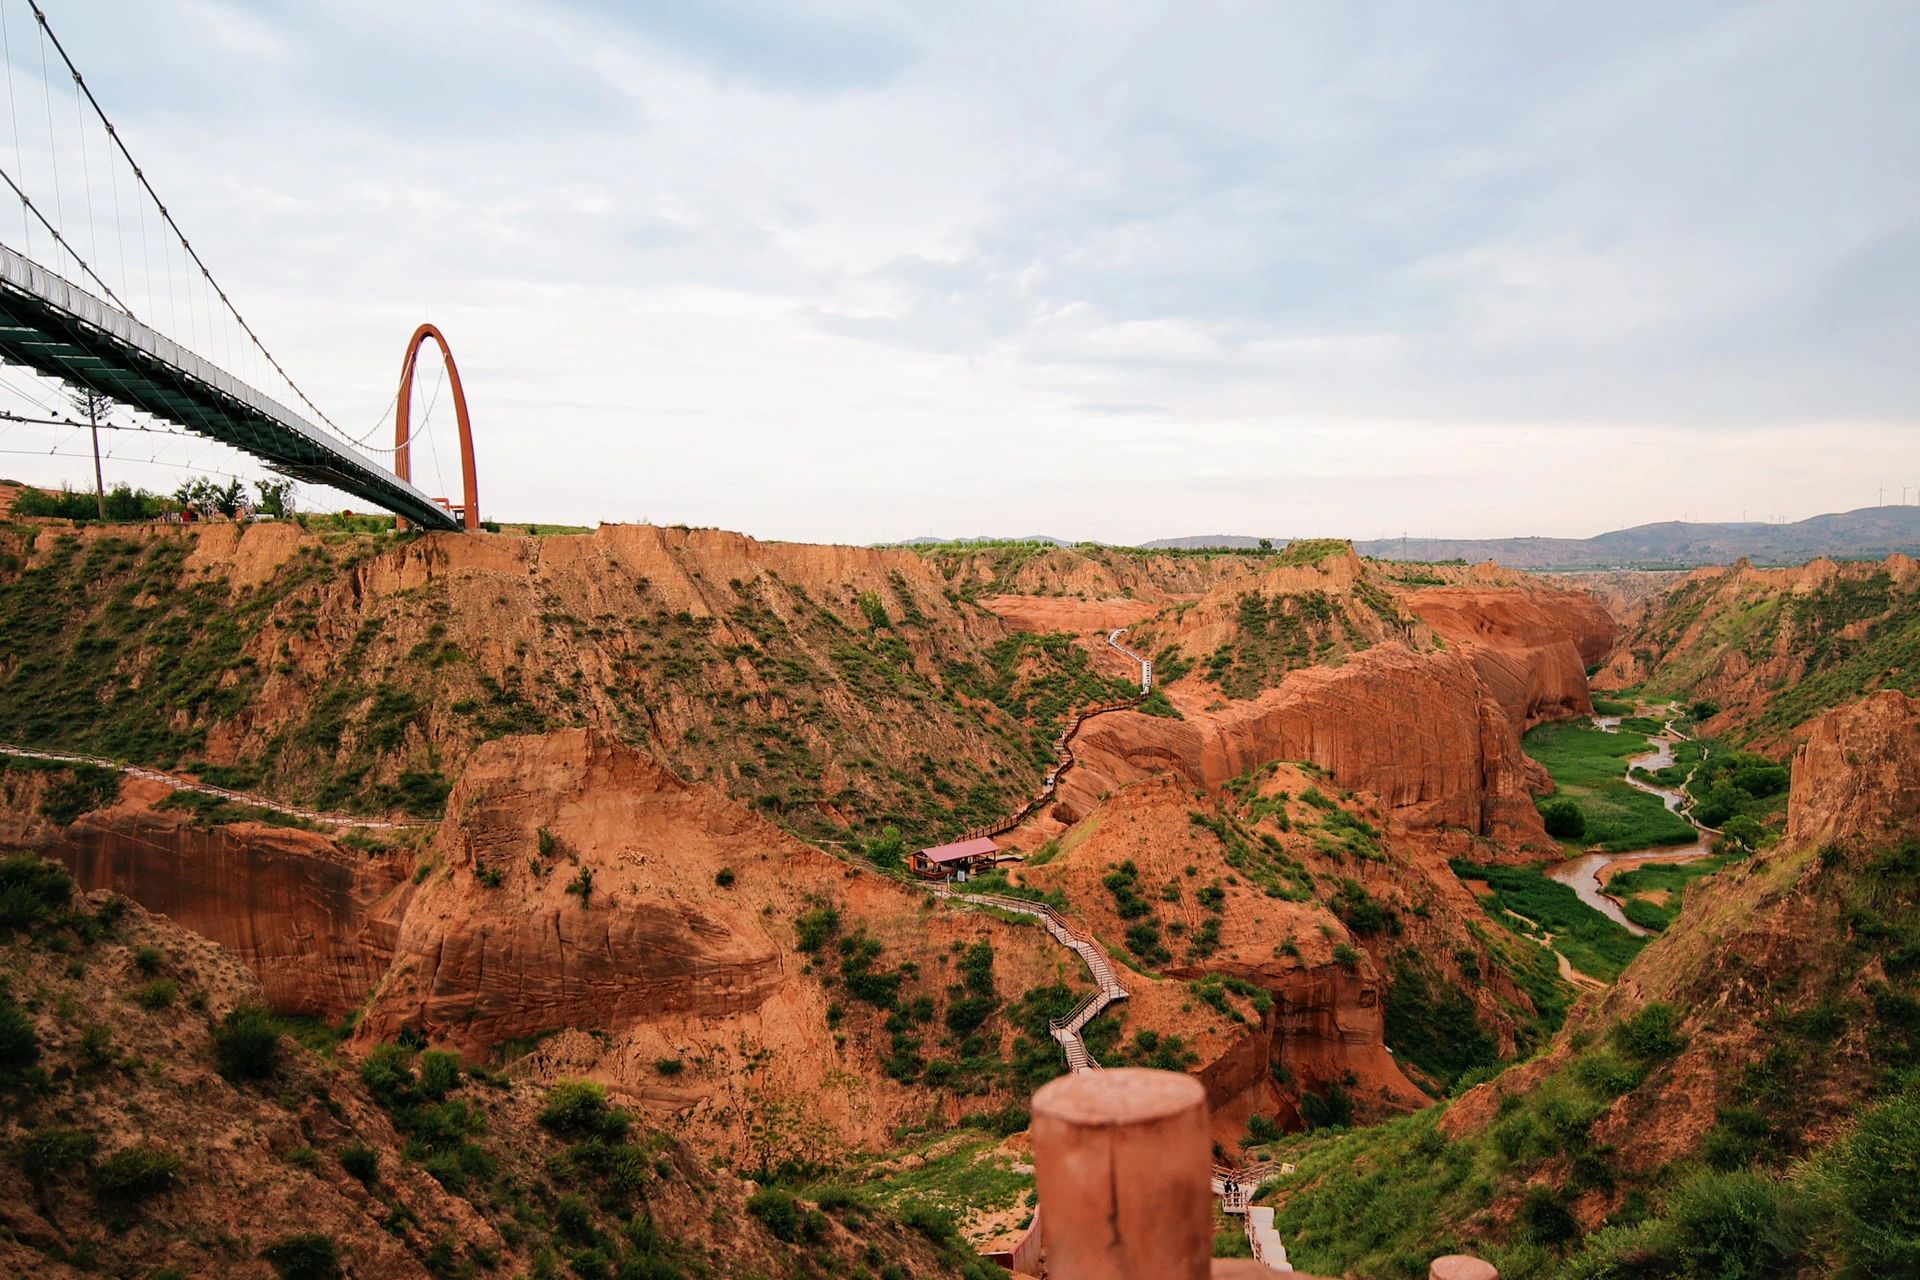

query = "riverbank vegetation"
1450;862;1645;982
1522;722;1696;852
1606;850;1744;932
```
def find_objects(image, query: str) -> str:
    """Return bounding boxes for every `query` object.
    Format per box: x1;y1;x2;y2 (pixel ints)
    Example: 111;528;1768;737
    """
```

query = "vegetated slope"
1115;543;1611;711
0;861;988;1280
27;726;1236;1164
911;539;1271;604
1145;505;1920;568
1006;764;1571;1119
0;521;1141;842
1598;553;1920;752
1254;690;1920;1280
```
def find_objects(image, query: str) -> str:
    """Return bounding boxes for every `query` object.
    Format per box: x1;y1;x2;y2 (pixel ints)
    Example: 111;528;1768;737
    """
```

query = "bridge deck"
0;243;457;529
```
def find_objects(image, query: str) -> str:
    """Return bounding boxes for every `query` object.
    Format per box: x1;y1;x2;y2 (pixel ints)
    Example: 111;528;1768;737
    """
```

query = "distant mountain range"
897;535;1072;547
1140;506;1920;569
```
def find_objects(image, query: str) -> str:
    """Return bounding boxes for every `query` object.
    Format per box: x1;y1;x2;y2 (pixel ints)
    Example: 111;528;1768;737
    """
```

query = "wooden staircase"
933;890;1128;1074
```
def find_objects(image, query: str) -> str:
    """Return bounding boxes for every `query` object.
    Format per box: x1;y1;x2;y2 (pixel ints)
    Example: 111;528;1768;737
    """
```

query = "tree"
68;387;113;520
1257;538;1274;552
1542;799;1587;841
254;477;297;518
174;476;246;518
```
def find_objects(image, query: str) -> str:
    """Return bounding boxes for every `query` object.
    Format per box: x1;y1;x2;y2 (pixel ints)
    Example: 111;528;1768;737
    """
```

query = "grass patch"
1522;721;1696;852
1452;861;1646;982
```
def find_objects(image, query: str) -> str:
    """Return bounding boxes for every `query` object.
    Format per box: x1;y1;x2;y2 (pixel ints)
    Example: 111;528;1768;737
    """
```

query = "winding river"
1544;709;1715;937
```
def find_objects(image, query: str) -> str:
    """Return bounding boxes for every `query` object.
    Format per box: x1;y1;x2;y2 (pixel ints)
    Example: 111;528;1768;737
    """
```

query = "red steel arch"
394;323;480;530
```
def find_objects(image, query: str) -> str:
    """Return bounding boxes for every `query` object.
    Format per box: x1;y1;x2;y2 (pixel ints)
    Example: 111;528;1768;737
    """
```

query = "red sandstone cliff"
48;780;411;1019
1404;585;1615;732
1785;689;1920;850
1059;644;1552;844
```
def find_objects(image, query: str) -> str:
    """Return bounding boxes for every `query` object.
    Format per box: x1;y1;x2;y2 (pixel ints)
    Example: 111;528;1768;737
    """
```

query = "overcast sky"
0;0;1915;543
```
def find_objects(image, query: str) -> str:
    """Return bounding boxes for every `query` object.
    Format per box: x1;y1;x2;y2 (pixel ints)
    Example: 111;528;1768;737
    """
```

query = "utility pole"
69;388;111;520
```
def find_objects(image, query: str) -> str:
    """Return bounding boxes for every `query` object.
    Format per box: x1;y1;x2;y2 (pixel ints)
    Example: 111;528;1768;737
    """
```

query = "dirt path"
0;742;426;830
1499;906;1610;991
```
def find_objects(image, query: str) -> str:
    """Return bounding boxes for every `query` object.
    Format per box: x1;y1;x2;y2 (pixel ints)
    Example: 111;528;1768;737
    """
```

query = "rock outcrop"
1061;644;1551;843
1786;689;1920;850
1404;585;1615;733
49;790;410;1019
356;728;826;1049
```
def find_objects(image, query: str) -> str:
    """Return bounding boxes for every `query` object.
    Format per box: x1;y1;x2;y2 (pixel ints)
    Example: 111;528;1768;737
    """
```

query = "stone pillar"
1430;1256;1498;1280
1031;1067;1212;1280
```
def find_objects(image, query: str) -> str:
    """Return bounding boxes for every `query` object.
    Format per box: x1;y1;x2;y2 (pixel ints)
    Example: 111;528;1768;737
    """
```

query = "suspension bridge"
0;3;478;530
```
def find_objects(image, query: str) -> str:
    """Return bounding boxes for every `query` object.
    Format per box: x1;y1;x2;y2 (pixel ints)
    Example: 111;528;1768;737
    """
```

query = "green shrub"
540;1080;632;1141
0;988;38;1072
11;1126;94;1191
131;944;164;973
417;1049;461;1100
38;764;121;825
0;853;74;931
132;978;178;1010
93;1144;181;1202
714;868;735;888
1662;1169;1791;1278
1300;1081;1354;1129
746;1187;804;1242
1524;1185;1579;1244
1821;1091;1920;1278
795;904;840;953
654;1058;685;1077
1332;943;1362;970
338;1141;378;1184
261;1231;343;1280
212;1004;283;1080
1612;1002;1686;1065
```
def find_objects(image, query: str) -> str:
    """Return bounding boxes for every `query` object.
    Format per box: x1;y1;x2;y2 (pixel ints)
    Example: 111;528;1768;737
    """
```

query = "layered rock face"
49;798;409;1019
1786;690;1920;850
1404;585;1615;732
1061;644;1550;843
356;728;835;1049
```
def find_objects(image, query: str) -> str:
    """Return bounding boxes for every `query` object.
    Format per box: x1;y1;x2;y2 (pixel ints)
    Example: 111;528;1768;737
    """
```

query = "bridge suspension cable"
22;1;341;434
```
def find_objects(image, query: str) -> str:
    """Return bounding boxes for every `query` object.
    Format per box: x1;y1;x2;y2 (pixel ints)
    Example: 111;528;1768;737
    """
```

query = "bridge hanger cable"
69;51;97;280
26;1;342;433
0;162;136;311
1;5;27;256
32;3;59;276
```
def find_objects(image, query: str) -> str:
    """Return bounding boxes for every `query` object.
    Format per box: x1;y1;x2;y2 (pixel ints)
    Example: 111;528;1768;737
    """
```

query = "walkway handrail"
1049;990;1106;1035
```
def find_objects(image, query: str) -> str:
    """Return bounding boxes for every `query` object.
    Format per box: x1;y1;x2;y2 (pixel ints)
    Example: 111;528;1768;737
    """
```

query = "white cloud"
0;0;1912;544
